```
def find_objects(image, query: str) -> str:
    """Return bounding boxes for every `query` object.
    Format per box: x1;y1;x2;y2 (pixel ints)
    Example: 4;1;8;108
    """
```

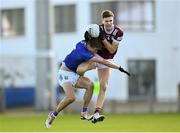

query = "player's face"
102;17;114;31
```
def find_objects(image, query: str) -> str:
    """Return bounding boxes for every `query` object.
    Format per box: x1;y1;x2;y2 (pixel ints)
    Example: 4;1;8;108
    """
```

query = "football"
86;24;100;38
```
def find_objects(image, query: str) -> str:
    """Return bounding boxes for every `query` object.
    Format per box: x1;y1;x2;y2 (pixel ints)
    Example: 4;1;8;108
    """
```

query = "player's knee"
76;67;85;76
90;82;94;90
100;83;108;92
76;70;85;76
76;62;96;75
87;82;94;91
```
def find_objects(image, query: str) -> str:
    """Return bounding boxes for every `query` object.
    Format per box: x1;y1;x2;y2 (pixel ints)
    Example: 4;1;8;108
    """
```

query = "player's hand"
99;27;106;41
119;66;130;76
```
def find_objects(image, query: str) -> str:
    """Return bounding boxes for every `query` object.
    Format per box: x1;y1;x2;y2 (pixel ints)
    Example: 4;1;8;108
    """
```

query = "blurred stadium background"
0;0;180;131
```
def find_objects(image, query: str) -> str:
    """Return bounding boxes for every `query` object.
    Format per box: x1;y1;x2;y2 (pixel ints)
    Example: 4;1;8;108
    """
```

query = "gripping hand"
119;67;130;76
99;27;106;41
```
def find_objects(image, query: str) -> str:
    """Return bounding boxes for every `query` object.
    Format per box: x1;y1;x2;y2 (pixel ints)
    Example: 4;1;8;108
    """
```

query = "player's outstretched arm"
90;56;119;69
90;56;130;76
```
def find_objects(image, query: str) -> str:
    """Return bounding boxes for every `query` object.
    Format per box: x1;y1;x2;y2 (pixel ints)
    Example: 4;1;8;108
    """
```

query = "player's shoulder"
115;25;123;32
114;25;124;36
77;40;86;45
76;40;93;58
76;40;92;56
76;40;86;48
114;25;124;34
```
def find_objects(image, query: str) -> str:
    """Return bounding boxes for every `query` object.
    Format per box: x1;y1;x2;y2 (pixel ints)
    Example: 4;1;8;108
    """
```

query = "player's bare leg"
92;68;110;123
76;76;94;120
45;83;76;128
96;68;110;108
56;84;76;112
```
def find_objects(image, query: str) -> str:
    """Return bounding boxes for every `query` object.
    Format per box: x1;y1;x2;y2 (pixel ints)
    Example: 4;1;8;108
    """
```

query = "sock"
82;107;88;112
52;111;58;117
94;107;101;114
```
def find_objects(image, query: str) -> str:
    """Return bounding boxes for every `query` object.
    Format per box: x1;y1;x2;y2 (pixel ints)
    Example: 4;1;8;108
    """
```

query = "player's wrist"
101;38;106;42
118;66;123;71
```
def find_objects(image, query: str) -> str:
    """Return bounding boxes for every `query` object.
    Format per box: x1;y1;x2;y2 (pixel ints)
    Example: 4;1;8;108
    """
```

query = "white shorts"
95;54;114;69
57;69;80;87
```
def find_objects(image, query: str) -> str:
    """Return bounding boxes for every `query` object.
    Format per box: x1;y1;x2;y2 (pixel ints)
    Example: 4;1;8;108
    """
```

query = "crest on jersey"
64;76;68;80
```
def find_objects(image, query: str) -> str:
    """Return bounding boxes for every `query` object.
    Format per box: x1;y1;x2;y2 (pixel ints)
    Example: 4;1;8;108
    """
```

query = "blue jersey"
63;40;94;72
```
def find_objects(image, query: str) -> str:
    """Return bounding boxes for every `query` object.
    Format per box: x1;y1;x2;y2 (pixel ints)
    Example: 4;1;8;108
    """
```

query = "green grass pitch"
0;113;180;132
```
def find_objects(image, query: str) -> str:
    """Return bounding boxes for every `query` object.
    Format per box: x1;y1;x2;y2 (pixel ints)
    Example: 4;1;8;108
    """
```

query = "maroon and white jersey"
97;24;123;59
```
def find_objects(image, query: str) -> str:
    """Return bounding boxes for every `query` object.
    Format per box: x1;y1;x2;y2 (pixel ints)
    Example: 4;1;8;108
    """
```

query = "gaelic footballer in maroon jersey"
98;24;123;59
76;10;127;124
90;10;126;123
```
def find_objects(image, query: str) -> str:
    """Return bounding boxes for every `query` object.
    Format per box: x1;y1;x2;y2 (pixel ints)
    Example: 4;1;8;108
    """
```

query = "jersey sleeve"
112;27;124;45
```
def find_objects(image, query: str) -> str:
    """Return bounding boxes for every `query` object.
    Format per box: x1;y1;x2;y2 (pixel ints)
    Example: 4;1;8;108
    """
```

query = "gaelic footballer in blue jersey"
45;24;130;128
77;10;126;124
